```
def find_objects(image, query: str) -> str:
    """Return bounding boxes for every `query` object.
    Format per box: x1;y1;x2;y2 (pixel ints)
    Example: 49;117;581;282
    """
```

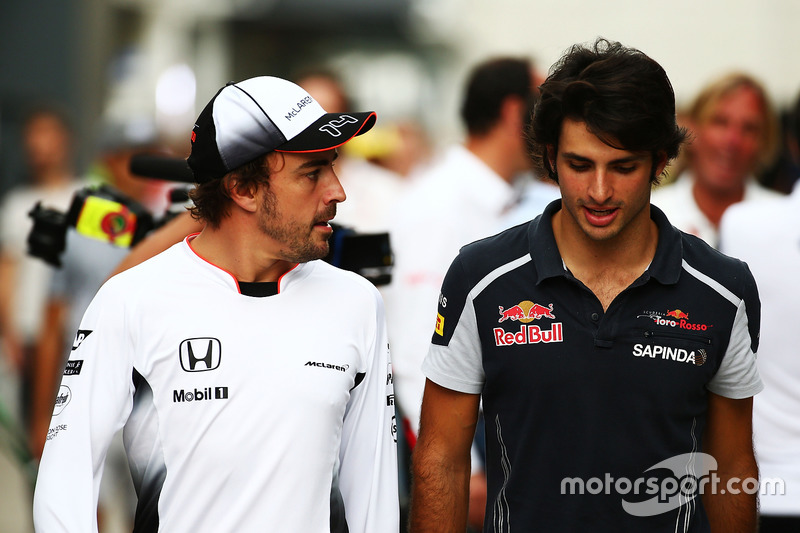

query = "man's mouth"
586;207;616;216
314;208;337;228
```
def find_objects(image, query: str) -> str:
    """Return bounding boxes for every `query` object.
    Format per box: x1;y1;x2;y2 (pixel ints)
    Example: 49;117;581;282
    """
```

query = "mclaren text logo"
319;115;358;137
284;96;314;120
494;323;564;346
173;386;229;403
306;361;349;372
179;338;222;372
633;344;708;366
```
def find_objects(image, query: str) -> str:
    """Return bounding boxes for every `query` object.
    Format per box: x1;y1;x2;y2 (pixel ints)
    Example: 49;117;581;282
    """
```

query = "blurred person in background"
651;72;783;247
353;118;433;179
294;69;409;234
0;105;83;428
29;117;172;531
718;93;800;533
384;56;544;532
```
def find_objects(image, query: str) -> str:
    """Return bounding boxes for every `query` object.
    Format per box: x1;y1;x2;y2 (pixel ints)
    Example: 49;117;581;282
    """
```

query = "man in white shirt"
652;72;783;247
385;56;545;532
386;57;541;438
33;76;399;533
718;94;800;533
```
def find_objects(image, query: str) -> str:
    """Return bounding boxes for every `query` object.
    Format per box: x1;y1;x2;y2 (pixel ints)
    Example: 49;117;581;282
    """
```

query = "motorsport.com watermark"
561;453;785;517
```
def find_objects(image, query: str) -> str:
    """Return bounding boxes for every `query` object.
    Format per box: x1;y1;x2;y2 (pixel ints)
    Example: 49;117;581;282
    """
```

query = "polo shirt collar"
527;200;683;286
647;204;683;285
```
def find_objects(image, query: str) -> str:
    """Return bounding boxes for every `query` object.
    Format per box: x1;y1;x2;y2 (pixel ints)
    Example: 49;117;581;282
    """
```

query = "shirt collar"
183;234;314;294
527;200;683;286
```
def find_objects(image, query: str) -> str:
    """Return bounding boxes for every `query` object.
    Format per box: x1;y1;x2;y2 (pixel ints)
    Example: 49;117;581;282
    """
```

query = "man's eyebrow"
562;152;592;163
562;152;647;164
297;151;339;170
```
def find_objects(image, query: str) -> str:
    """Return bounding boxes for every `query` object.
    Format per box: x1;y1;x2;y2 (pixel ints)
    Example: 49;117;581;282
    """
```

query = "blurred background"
2;1;800;531
3;0;800;196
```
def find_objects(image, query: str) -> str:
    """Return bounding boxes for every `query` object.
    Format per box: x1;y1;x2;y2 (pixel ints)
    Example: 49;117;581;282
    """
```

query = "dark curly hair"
188;154;270;228
528;38;687;183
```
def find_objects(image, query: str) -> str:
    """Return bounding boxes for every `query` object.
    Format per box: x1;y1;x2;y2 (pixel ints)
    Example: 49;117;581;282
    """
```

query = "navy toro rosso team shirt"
423;200;762;532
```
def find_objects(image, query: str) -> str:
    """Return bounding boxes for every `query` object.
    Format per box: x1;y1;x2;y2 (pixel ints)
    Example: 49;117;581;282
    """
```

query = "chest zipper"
644;330;712;345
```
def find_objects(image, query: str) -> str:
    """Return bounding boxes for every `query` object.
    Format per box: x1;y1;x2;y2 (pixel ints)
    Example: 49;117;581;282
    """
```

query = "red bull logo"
666;309;689;320
498;301;555;323
494;323;564;346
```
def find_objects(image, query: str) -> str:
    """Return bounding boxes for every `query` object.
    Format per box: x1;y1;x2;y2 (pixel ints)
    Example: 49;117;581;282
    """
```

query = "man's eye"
569;163;590;172
616;165;636;174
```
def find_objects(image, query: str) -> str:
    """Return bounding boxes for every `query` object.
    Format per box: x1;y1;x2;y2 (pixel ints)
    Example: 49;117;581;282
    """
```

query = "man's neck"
35;168;72;188
188;227;295;283
691;178;746;228
465;134;521;183
552;208;658;311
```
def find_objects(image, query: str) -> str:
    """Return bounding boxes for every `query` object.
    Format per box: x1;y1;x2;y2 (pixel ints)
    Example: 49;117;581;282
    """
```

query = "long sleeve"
338;288;399;533
33;280;136;532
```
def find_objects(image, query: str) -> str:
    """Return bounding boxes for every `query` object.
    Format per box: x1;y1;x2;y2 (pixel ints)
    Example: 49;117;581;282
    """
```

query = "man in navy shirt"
410;38;762;532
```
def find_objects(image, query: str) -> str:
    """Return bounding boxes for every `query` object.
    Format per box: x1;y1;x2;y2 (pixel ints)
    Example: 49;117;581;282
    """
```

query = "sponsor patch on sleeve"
64;360;83;376
435;313;445;336
72;330;93;351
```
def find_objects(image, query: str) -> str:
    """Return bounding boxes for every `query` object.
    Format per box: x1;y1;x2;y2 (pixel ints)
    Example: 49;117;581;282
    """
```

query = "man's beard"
257;188;335;263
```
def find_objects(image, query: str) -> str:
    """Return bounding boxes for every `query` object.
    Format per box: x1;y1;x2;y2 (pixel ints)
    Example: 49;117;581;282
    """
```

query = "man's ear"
654;151;669;178
500;96;526;131
226;176;259;213
546;145;557;170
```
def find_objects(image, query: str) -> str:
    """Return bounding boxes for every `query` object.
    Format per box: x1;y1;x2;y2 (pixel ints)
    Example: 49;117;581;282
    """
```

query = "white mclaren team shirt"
33;237;399;533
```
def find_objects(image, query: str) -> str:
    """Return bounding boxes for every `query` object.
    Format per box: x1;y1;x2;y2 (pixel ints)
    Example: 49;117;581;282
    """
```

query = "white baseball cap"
187;76;376;182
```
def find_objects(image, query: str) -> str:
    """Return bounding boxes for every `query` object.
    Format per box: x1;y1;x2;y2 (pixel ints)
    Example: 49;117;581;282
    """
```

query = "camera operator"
30;118;170;531
0;105;82;429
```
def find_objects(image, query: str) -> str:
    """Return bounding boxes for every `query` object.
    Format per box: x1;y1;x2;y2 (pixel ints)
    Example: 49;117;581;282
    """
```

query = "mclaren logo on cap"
319;115;358;137
285;96;315;120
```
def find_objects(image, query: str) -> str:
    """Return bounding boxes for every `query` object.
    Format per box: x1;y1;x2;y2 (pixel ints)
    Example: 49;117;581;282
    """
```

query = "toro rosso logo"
498;301;555;323
638;309;713;332
495;301;563;346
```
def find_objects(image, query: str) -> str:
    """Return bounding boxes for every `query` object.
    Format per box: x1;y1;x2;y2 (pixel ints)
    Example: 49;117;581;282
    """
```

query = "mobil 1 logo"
173;386;229;403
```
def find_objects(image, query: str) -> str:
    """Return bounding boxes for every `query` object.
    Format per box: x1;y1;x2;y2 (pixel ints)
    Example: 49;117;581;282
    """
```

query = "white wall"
445;0;800;108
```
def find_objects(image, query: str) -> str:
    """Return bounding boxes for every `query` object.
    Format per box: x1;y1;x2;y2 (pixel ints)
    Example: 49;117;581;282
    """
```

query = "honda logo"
179;338;222;372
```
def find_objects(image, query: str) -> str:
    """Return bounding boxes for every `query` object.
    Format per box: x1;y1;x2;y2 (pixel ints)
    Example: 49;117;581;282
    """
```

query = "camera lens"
27;202;68;267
